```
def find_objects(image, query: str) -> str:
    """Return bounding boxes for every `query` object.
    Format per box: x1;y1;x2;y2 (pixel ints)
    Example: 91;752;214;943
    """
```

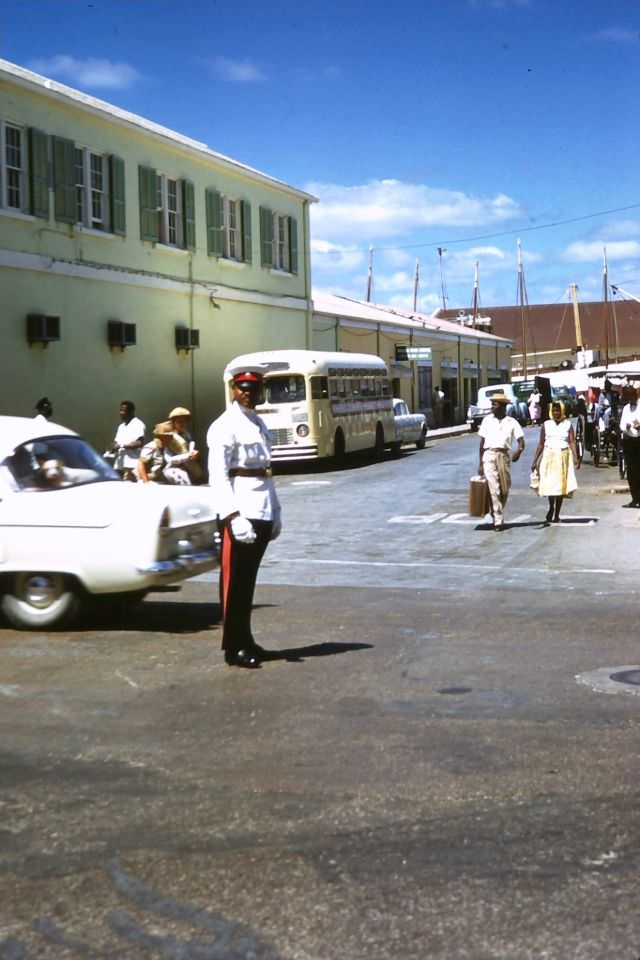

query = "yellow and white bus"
223;349;397;462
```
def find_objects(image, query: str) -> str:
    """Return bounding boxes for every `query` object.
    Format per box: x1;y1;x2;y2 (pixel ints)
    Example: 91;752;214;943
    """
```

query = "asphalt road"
1;428;639;960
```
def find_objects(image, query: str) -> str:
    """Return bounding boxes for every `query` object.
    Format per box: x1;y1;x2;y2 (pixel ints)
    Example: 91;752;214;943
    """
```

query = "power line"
314;202;640;255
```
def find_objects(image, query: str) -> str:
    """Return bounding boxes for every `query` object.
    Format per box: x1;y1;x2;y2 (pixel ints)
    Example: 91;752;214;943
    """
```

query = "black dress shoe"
225;649;260;669
623;502;640;508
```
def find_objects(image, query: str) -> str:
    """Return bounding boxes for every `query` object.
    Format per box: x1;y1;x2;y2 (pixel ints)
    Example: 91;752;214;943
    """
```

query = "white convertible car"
0;417;218;629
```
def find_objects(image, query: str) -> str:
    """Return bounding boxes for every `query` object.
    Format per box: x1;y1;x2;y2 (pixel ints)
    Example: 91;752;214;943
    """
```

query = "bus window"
310;376;329;399
265;375;306;404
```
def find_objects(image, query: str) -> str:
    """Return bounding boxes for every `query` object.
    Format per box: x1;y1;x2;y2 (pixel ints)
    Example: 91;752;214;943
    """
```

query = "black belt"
229;467;272;478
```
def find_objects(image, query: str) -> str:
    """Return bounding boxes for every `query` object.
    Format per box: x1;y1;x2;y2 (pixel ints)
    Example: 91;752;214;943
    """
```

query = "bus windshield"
264;375;306;404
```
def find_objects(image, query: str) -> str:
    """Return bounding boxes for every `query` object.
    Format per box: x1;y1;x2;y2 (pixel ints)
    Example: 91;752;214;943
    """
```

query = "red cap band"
233;371;262;383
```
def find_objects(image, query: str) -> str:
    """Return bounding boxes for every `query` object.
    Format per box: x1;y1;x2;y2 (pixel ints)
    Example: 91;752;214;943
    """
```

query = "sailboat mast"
437;247;448;311
472;260;479;328
602;247;610;367
517;240;528;379
366;246;374;303
570;283;583;350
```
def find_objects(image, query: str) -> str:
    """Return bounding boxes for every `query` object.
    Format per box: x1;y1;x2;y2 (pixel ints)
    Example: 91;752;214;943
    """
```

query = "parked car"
393;399;428;449
466;384;528;431
0;417;218;629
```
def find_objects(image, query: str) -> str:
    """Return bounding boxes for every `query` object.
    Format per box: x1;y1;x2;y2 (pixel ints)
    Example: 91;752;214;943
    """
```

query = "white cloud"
563;240;640;262
307;179;522;242
212;57;266;83
28;56;141;89
586;27;639;45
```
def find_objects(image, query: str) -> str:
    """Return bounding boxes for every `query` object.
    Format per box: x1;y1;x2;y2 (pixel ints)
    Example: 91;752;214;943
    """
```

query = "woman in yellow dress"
531;401;580;523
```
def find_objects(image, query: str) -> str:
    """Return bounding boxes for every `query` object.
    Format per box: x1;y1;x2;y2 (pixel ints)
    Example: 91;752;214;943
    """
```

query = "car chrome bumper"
136;548;218;576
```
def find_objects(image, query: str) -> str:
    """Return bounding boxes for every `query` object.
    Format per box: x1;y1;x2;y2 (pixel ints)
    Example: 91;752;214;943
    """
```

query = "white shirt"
620;402;640;438
207;401;281;522
114;416;146;469
543;418;572;449
479;413;524;451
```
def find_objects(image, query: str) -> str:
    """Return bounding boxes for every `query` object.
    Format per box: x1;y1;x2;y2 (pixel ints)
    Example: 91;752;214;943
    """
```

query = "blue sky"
2;0;639;312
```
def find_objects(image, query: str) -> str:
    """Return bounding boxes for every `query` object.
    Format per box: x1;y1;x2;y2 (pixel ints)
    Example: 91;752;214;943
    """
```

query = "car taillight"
159;506;171;533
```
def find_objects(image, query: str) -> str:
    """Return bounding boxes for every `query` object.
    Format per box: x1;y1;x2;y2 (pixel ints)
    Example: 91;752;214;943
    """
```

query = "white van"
466;384;528;431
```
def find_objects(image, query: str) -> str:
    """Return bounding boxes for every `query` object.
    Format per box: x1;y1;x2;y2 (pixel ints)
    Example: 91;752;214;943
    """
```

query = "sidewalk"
428;423;472;440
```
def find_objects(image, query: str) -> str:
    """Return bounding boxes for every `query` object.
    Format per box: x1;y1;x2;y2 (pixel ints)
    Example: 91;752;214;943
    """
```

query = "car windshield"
263;375;307;404
0;436;119;492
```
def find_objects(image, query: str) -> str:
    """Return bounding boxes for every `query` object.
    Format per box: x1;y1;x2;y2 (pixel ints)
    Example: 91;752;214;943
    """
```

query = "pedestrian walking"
528;389;542;425
531;401;580;523
478;393;525;531
619;385;640;508
207;364;282;668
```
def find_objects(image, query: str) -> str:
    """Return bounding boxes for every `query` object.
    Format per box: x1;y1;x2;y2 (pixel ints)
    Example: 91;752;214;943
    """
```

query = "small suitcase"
468;475;490;517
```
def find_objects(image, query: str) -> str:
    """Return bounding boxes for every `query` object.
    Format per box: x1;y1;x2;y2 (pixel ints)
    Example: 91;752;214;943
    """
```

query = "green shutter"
205;188;223;256
182;179;195;250
241;200;252;263
29;128;49;219
288;216;298;274
138;165;158;241
260;206;273;268
110;155;126;236
53;136;76;223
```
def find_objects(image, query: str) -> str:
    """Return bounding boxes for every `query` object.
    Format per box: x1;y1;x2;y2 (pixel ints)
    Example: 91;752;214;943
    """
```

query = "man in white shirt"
34;397;53;422
478;393;525;530
207;365;282;668
620;385;640;507
109;400;146;481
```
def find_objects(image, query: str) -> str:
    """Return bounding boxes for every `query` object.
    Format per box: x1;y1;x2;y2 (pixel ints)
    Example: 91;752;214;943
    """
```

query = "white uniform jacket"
207;401;281;523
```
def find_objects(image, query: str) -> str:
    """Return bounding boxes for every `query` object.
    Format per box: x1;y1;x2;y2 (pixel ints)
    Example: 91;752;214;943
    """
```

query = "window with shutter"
260;206;273;268
53;136;76;223
29;128;49;219
138;165;158;241
110;155;126;235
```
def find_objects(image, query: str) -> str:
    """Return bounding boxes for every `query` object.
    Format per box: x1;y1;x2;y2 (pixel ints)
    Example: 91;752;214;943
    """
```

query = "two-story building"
0;58;315;449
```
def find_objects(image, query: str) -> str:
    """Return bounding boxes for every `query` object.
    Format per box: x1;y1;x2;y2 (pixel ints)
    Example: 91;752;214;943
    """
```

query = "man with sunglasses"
207;364;282;668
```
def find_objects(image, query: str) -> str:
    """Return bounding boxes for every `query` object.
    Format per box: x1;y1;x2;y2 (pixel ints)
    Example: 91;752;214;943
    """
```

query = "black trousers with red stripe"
219;519;273;653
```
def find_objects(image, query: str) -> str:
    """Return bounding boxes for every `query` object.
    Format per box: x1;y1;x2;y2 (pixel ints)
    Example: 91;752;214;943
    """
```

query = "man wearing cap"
478;394;525;530
207;365;282;668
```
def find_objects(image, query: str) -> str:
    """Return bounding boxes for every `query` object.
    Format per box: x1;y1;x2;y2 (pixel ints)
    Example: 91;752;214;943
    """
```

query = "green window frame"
110;155;126;236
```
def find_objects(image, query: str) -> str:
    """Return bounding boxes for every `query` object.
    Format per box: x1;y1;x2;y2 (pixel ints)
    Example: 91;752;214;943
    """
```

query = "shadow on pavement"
262;641;373;663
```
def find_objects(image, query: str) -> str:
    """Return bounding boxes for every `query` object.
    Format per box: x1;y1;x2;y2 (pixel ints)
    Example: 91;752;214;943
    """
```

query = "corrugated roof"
313;292;511;344
439;299;640;354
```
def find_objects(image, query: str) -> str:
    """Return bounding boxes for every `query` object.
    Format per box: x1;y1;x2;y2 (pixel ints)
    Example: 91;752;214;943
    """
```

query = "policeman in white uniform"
207;364;281;668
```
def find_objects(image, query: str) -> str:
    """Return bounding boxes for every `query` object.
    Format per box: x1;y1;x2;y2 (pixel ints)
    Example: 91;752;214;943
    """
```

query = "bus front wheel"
373;423;385;461
333;429;346;466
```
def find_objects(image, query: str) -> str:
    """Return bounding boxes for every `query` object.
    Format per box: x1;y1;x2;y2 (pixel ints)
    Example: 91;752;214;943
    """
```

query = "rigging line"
353;202;640;254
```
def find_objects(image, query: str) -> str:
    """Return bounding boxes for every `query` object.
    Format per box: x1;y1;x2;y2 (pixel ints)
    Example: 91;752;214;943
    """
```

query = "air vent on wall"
175;327;200;351
27;314;61;346
108;320;137;349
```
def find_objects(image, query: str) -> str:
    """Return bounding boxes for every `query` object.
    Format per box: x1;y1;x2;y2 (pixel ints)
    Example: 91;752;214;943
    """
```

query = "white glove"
270;517;282;541
230;515;256;543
